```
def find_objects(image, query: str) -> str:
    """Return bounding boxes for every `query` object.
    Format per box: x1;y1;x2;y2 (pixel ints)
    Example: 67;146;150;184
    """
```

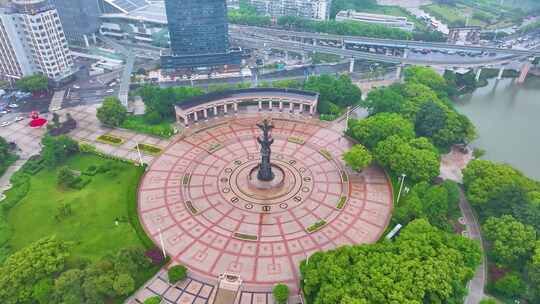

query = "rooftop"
101;1;166;24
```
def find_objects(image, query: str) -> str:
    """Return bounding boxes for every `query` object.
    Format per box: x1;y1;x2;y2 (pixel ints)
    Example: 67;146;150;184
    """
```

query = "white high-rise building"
245;0;330;20
0;0;74;83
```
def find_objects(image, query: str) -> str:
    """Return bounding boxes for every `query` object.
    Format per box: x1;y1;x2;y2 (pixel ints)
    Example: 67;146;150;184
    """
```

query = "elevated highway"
231;25;540;57
230;33;522;68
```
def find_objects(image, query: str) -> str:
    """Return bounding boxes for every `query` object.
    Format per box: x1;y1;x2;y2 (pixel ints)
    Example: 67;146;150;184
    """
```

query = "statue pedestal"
248;165;284;190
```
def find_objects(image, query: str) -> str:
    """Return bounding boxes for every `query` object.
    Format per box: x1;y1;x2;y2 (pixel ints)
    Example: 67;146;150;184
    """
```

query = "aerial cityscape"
1;0;540;303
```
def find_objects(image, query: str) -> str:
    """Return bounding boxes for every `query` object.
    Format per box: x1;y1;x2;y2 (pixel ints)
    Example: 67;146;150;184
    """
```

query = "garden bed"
287;136;305;144
121;115;175;139
319;149;333;160
135;143;162;155
96;134;125;146
306;220;327;233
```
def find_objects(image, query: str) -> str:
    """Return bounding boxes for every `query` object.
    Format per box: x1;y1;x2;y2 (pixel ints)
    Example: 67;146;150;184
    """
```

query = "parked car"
1;121;11;127
14;116;24;122
8;103;18;108
106;89;114;93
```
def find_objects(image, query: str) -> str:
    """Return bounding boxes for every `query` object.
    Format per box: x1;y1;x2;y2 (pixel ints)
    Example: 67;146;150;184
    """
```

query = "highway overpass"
231;25;540;58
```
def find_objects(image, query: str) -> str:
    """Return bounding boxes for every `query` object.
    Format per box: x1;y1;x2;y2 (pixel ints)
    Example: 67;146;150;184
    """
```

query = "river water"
455;77;540;180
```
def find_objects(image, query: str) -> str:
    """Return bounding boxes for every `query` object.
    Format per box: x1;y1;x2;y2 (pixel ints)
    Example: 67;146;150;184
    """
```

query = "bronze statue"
256;119;274;181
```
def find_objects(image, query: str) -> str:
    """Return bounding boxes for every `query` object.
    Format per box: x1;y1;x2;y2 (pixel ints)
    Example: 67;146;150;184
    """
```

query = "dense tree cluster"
342;144;372;171
137;85;205;120
393;180;460;231
360;67;476;149
278;16;412;40
301;219;481;304
97;97;127;128
463;159;540;301
15;74;48;93
0;136;16;176
41;135;79;168
304;74;362;114
0;237;153;304
348;113;415;149
374;135;440;182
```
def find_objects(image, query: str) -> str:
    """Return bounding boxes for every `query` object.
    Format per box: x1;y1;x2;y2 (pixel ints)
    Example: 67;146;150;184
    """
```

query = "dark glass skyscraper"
52;0;100;45
161;0;241;71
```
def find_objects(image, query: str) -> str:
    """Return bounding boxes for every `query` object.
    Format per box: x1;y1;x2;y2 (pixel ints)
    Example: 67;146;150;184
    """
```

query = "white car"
14;116;24;122
1;121;11;127
8;104;18;108
106;89;114;93
73;85;80;89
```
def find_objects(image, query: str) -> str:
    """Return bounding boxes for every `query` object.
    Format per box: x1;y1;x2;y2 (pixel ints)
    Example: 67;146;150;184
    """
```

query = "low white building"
0;0;74;83
336;10;415;32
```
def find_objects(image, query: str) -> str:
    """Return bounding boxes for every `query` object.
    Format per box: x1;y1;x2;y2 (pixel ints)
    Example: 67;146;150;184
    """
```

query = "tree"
300;219;481;304
273;283;289;304
57;166;76;188
483;215;536;267
97;97;127;127
479;298;498;304
361;86;405;115
304;74;361;114
168;265;187;284
0;237;69;304
493;272;526;298
144;296;162;304
53;269;85;303
415;101;447;138
113;273;135;296
528;241;540;296
404;66;449;97
348;113;415;149
33;279;53;304
342;144;372;171
41;135;79;167
374;135;440;182
15;74;48;93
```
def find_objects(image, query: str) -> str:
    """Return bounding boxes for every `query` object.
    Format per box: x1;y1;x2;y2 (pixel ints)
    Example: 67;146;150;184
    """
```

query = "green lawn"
7;154;145;261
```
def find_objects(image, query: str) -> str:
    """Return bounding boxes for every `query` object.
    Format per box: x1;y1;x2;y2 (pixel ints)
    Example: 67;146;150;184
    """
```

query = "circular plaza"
137;89;393;295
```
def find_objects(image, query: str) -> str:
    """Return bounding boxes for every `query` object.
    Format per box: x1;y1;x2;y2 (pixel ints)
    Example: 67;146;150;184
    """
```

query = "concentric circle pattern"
138;114;393;292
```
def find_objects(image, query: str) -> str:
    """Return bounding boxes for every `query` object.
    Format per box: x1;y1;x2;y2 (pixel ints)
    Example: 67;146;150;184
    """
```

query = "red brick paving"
138;114;393;295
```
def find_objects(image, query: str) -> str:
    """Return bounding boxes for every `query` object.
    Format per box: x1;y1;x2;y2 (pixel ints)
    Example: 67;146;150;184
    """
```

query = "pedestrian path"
0;160;25;199
49;90;65;112
459;187;487;304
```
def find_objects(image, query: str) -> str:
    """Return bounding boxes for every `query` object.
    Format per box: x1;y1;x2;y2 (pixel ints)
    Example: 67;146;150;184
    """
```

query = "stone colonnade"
176;98;317;127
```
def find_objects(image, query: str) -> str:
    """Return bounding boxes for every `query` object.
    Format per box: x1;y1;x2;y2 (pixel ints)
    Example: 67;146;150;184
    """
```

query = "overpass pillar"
517;62;531;84
341;39;346;50
497;66;505;80
475;68;483;82
285;51;289;62
396;65;403;81
349;58;355;73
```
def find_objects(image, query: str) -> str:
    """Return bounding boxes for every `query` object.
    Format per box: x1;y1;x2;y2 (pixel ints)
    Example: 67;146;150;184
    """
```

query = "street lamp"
157;228;166;259
396;173;406;204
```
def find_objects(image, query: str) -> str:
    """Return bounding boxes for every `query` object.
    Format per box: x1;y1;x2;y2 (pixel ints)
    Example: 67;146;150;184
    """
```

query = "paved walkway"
459;187;487;304
0;160;25;198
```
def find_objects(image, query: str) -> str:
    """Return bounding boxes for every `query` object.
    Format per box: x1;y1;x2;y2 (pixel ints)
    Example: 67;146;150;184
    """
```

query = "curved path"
138;113;393;298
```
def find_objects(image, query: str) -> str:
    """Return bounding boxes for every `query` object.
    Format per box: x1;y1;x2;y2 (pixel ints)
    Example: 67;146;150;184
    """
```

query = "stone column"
258;100;262;111
289;102;294;112
309;105;314;115
269;100;273;111
183;115;189;127
299;104;303;114
193;111;198;121
224;103;228;114
279;101;283;112
234;102;238;113
213;106;218;116
203;108;208;119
